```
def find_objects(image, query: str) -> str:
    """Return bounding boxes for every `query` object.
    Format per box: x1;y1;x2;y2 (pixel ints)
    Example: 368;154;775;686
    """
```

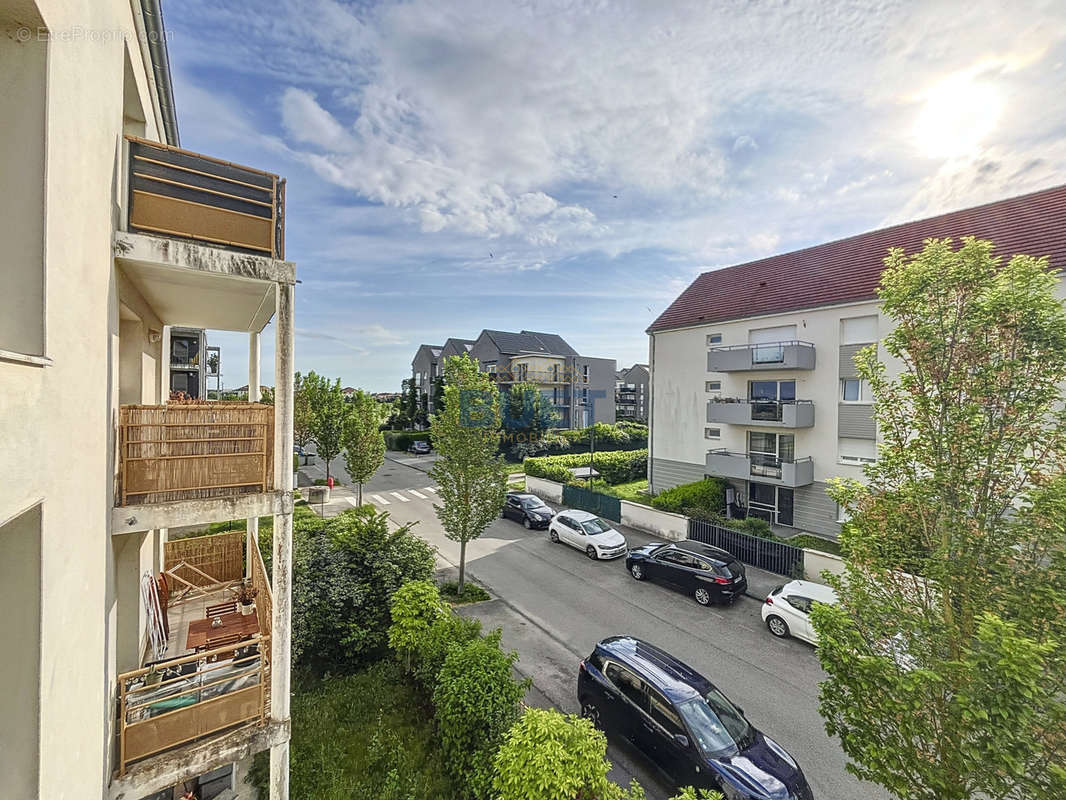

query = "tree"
429;354;507;594
387;580;446;672
402;377;419;428
342;389;386;504
501;382;560;442
303;371;348;482
434;632;526;799
292;371;314;451
432;374;446;415
813;237;1066;800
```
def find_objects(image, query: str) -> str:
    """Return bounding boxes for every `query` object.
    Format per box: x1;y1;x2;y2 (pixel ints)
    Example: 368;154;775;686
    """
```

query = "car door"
602;660;647;740
503;496;520;521
784;595;814;642
643;685;698;784
560;516;581;548
652;548;685;587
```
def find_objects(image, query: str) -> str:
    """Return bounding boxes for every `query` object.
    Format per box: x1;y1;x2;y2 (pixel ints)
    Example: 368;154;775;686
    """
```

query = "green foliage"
303;371;350;481
293;371;314;450
430;354;508;592
410;605;483;690
651;477;726;515
815;238;1066;800
587;478;650;504
384;430;433;451
343;389;387;504
247;660;457;800
786;534;843;556
439;579;490;604
524;449;647;485
388;580;446;670
666;788;723;800
493;708;613;800
501;382;560;439
433;632;527;799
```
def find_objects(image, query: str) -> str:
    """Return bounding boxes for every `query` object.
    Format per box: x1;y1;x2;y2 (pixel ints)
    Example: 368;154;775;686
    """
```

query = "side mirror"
673;734;689;749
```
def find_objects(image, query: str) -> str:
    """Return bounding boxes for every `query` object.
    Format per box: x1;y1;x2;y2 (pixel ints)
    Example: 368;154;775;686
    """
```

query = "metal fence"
687;518;803;577
562;484;621;522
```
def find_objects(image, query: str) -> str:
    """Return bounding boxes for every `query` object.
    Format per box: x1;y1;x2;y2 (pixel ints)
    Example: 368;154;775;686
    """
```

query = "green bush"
651;477;727;515
411;606;483;691
524;449;647;485
440;580;490;604
434;632;527;799
384;430;433;451
494;708;612;800
388;580;446;670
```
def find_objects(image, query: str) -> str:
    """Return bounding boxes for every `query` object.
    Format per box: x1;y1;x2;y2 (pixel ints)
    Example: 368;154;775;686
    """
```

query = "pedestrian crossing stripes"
407;489;427;499
363;487;441;506
371;494;390;505
389;491;411;502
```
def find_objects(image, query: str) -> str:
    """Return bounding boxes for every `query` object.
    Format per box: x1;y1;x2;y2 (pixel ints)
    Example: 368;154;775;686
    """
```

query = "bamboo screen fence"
118;403;274;506
164;531;245;587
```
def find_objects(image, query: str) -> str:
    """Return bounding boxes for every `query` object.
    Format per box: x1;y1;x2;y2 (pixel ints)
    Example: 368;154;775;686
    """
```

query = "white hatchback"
761;579;838;644
548;509;628;560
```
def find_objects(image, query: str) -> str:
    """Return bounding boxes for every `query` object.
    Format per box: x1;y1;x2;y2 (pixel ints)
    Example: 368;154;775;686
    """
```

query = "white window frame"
840;378;871;404
839;453;877;466
704;427;721;439
705;380;721;393
706;333;723;346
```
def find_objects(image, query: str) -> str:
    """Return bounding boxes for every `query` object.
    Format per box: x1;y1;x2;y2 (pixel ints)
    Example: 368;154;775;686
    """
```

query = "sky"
164;0;1066;391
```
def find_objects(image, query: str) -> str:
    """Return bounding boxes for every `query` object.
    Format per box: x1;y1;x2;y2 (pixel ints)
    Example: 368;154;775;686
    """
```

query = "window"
706;333;723;346
840;378;870;403
705;381;722;393
705;427;721;439
582;364;590;383
748;483;794;527
647;687;684;736
841;315;877;345
604;662;647;710
839;437;877;465
786;596;813;614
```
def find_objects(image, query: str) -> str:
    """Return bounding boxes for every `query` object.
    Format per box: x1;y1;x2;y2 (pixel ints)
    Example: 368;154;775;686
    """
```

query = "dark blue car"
578;636;812;800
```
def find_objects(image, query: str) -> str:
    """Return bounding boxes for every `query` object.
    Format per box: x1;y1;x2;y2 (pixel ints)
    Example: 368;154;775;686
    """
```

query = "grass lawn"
587;478;651;504
439;579;490;604
250;660;455;800
784;533;844;556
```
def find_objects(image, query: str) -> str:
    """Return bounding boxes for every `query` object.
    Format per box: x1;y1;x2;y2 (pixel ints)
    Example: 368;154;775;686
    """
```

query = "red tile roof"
648;184;1066;333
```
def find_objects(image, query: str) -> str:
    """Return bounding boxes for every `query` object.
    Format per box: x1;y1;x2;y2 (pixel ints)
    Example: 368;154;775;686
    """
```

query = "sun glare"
912;74;1003;160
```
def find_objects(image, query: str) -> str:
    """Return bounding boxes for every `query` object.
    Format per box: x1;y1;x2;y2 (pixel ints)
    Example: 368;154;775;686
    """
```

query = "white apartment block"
648;185;1066;540
1;2;296;798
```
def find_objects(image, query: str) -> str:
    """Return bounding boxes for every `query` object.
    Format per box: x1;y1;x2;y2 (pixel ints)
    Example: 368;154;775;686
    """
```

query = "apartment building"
648;185;1066;539
410;343;442;413
1;3;295;798
616;363;649;423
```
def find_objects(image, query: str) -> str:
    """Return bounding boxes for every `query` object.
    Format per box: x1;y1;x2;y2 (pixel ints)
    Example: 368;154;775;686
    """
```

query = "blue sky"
164;0;1066;391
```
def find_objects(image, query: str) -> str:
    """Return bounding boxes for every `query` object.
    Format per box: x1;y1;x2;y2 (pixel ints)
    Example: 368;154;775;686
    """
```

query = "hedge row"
524;449;647;485
650;477;727;515
384;430;432;451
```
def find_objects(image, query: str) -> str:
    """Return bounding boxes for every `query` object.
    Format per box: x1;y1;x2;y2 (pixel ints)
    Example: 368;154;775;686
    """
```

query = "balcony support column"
270;283;294;800
247;331;261;578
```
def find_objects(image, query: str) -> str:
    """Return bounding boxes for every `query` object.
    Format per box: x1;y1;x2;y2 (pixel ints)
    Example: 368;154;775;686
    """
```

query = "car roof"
507;493;543;502
780;579;838;603
670;540;735;563
563;509;600;520
595;636;712;704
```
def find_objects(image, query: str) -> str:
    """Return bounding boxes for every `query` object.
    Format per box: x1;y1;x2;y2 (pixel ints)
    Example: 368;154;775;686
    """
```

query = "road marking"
408;489;427;499
346;497;359;507
389;492;411;502
371;494;390;505
424;486;438;492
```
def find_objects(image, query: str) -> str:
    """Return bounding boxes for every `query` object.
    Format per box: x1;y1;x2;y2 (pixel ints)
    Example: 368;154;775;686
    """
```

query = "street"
305;451;888;800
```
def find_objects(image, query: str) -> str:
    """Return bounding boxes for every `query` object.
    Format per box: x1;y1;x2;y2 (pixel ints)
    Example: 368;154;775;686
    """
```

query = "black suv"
578;636;812;800
625;540;747;605
501;492;553;529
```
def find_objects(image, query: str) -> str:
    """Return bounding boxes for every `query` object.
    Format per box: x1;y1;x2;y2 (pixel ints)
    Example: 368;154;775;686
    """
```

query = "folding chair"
205;600;238;617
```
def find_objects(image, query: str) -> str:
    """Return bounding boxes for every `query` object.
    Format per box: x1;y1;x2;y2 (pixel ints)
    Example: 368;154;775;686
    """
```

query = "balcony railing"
707;341;816;372
706;449;814;487
118;404;274;506
126;136;285;258
706;398;815;428
115;534;275;777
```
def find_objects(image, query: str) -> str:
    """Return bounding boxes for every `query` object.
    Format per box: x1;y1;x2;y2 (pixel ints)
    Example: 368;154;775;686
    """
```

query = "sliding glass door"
748;432;794;478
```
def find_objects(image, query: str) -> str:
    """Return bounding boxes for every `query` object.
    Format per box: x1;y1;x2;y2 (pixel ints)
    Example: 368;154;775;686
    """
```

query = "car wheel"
694;587;712;606
586;546;598;560
523;518;531;530
581;700;602;730
549;529;559;543
630;563;644;580
766;615;790;638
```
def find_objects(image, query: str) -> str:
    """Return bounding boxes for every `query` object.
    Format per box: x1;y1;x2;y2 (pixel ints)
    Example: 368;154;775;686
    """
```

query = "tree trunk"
458;539;467;594
357;481;363;506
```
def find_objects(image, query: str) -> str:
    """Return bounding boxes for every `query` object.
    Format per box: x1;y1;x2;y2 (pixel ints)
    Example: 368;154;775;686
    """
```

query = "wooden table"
186;608;259;651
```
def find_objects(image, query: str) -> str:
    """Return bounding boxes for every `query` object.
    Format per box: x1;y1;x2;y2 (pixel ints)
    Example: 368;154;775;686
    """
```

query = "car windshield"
676;689;754;756
520;498;545;509
581;517;612;534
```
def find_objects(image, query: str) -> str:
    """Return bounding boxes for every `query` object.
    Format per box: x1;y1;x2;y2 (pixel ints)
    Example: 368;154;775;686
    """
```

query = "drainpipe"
247;332;261;577
647;333;655;492
141;0;180;146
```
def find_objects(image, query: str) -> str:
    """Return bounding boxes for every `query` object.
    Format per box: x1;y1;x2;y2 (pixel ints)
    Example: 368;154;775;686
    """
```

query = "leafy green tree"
409;604;482;690
433;632;527;799
342;389;386;504
303;371;349;482
429;354;507;593
403;377;419;427
432;375;446;414
502;381;560;440
814;237;1066;800
292;371;314;451
387;580;446;672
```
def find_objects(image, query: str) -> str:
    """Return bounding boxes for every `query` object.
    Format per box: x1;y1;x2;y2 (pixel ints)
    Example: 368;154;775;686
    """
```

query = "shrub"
388;580;446;670
411;609;482;691
651;477;727;515
384;430;433;451
439;580;490;604
493;708;612;800
434;632;527;799
524;449;647;485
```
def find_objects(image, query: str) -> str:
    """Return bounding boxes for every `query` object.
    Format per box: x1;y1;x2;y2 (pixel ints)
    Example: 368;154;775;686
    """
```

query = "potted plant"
237;581;258;616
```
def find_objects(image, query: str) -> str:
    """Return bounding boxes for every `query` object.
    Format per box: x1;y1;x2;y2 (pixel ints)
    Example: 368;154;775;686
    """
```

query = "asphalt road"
309;451;887;800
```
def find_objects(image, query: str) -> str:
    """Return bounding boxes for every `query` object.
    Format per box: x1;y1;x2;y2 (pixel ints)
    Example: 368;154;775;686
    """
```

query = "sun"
912;74;1003;160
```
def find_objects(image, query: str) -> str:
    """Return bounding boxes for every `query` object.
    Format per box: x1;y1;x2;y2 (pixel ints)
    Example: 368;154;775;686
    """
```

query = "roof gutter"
141;0;179;146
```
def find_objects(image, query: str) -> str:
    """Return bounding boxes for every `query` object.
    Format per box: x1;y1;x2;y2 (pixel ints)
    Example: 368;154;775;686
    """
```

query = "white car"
548;510;628;560
761;579;838;644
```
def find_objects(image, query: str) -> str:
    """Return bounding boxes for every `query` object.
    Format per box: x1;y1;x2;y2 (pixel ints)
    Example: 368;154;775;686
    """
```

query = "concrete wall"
803;549;846;583
0;0;168;794
525;475;563;503
620;501;687;541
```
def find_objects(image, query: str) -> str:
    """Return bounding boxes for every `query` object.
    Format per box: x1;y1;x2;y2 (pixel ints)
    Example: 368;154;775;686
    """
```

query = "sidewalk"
301;482;363;518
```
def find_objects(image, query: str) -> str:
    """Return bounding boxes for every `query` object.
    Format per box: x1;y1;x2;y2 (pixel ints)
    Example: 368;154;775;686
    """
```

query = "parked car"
762;580;838;644
625;540;747;606
578;636;813;800
548;509;628;559
408;440;431;455
501;492;554;529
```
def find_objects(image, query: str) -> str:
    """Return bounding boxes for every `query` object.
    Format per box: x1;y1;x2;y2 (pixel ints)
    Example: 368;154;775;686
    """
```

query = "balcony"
707;399;814;428
113;532;277;786
707;341;816;372
126;136;284;259
706;449;814;487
